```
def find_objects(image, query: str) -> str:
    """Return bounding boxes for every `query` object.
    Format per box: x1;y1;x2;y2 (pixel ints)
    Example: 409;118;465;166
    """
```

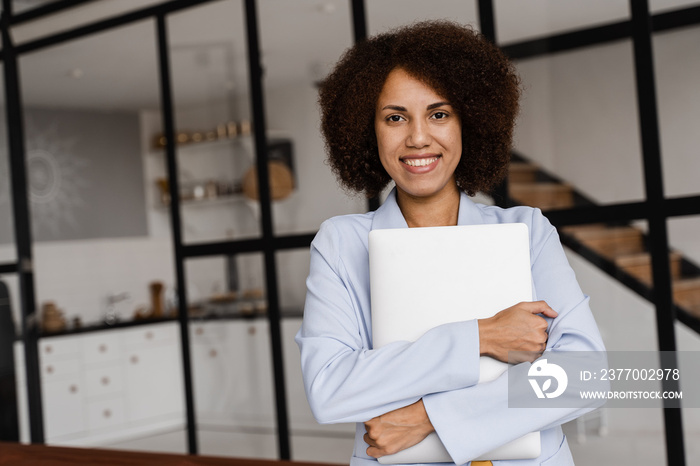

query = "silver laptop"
369;223;541;464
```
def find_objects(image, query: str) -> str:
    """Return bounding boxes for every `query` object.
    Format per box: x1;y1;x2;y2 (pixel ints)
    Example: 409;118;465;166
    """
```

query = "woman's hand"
363;399;435;458
478;301;558;363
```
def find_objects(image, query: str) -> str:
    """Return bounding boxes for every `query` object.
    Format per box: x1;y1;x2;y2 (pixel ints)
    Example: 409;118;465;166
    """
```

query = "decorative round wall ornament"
28;148;62;204
24;120;89;238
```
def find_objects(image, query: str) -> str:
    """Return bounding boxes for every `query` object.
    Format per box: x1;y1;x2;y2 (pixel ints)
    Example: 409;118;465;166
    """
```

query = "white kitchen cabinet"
43;377;85;439
14;322;184;446
190;317;353;437
190;322;231;423
125;342;183;424
14;317;351;453
189;320;274;429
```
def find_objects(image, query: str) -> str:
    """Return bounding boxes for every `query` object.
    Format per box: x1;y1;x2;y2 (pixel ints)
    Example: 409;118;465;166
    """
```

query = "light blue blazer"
296;189;606;465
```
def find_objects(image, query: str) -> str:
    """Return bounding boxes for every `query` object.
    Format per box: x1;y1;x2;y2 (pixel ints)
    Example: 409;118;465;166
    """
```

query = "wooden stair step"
508;182;574;210
614;251;682;285
508;162;539;183
561;226;645;259
673;278;700;316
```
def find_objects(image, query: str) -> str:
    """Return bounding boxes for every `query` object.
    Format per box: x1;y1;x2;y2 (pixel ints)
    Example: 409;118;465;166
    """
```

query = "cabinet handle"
248;326;256;336
130;355;139;364
45;345;53;354
145;331;154;340
195;327;204;336
69;385;78;394
98;344;107;353
103;409;112;419
101;376;110;386
209;349;217;358
46;365;54;374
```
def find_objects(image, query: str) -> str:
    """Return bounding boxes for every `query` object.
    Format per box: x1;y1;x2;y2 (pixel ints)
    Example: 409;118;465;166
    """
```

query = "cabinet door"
225;321;275;428
81;331;124;367
85;365;123;398
87;397;126;432
43;378;86;440
124;340;184;424
190;323;229;423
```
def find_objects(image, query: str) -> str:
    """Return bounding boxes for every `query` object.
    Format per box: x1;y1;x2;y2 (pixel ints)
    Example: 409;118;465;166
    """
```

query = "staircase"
507;153;700;334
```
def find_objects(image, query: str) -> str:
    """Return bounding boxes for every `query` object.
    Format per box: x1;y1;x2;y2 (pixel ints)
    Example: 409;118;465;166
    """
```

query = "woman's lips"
402;156;439;167
400;155;441;173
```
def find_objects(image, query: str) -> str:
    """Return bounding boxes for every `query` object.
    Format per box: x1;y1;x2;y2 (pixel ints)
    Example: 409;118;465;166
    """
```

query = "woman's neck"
396;183;461;228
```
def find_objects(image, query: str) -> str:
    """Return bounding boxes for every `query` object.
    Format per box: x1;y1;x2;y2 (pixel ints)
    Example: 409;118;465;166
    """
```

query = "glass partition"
12;0;166;44
0;63;17;264
560;220;667;464
495;0;630;45
276;248;355;463
513;39;646;210
258;0;365;236
650;0;700;14
654;26;700;198
17;19;186;453
672;215;700;466
669;216;700;321
367;0;478;35
185;251;278;458
166;0;262;244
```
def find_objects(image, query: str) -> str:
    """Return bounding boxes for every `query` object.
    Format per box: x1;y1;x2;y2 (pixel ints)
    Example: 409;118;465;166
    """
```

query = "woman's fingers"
521;300;558;318
479;301;557;362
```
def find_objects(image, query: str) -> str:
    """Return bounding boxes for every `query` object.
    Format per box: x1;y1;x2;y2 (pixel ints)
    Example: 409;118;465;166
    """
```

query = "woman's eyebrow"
381;105;407;111
380;102;451;111
427;101;450;110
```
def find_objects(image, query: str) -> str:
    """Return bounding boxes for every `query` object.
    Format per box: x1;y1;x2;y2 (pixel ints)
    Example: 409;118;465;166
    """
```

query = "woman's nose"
407;120;430;148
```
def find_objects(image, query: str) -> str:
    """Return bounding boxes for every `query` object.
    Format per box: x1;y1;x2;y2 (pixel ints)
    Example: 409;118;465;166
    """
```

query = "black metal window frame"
0;1;698;464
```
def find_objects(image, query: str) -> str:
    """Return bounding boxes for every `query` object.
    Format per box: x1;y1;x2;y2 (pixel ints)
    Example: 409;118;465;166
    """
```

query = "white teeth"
403;157;438;167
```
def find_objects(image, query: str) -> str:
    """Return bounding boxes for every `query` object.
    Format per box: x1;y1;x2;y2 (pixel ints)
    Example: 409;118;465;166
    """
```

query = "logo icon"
528;359;568;399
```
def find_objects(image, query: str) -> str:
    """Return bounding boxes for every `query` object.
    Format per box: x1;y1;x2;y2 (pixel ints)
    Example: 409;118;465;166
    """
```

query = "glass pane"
258;0;365;236
650;0;700;14
185;252;278;458
513;39;645;209
669;217;700;320
0;63;17;264
18;20;185;453
276;249;355;463
559;221;667;465
367;0;478;35
165;0;261;244
184;252;266;314
276;249;306;317
10;0;53;14
12;0;165;44
495;0;630;45
654;27;700;198
672;215;700;466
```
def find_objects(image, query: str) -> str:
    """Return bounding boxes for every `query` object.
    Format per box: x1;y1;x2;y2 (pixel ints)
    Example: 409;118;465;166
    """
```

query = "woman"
296;21;605;465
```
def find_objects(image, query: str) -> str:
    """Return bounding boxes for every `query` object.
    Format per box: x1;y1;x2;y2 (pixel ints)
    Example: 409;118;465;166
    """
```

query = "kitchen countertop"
15;306;303;340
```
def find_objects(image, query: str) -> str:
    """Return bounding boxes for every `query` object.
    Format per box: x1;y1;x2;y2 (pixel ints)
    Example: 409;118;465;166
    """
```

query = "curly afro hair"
318;20;521;198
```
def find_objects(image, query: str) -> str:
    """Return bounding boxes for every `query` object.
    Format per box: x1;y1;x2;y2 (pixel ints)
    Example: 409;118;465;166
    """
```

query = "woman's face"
374;68;462;202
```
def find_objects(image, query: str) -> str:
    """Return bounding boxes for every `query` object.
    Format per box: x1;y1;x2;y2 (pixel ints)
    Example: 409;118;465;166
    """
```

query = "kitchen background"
1;0;700;465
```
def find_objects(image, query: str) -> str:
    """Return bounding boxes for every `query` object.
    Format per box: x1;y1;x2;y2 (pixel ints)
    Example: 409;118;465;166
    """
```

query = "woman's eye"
431;111;448;120
387;115;404;122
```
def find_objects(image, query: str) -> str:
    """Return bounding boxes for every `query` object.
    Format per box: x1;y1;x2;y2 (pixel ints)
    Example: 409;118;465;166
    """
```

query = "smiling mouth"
402;156;440;167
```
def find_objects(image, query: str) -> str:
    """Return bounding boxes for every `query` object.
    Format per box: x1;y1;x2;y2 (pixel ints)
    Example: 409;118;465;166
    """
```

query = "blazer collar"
370;187;486;231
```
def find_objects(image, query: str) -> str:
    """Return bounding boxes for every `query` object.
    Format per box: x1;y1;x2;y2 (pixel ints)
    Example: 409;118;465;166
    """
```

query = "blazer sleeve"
296;219;482;424
422;209;607;465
